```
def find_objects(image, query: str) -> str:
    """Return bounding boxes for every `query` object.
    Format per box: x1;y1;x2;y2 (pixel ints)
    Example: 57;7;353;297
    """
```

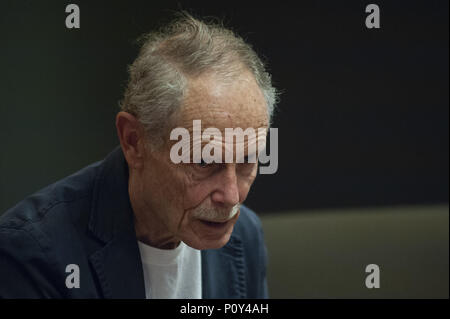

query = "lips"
199;219;229;228
200;218;230;223
194;211;240;240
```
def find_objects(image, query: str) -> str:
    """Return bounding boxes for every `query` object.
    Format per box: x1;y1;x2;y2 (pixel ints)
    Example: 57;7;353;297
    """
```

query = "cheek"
179;164;259;210
237;182;252;203
182;181;213;210
142;162;186;214
161;165;213;213
237;167;258;200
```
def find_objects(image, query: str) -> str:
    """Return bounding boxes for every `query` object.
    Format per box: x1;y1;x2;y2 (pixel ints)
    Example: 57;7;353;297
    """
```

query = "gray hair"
119;12;278;147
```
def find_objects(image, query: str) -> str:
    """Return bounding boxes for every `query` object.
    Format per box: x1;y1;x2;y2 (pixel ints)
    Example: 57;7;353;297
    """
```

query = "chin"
184;222;236;250
198;233;233;250
184;235;231;250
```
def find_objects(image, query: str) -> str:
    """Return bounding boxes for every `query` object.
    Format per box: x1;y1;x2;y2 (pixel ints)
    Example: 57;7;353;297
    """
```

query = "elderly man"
0;13;277;298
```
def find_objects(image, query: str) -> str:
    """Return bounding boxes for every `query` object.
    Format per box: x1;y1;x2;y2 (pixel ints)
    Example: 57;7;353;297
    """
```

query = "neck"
128;172;180;250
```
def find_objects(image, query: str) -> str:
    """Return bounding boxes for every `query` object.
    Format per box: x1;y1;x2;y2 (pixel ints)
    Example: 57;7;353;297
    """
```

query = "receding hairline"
119;11;278;150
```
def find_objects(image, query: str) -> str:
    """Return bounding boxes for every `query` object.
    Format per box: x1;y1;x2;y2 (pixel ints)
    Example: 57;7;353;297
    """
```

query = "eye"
197;158;211;168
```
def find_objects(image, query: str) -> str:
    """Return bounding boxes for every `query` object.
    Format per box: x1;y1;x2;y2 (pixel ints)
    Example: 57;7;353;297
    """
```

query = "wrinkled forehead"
177;71;269;131
169;125;268;163
164;72;269;162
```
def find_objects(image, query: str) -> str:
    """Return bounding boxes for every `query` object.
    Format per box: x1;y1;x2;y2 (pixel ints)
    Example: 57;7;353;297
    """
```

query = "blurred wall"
261;204;449;298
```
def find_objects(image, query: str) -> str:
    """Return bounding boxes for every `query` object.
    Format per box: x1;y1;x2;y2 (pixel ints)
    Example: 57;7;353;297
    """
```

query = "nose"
211;164;240;207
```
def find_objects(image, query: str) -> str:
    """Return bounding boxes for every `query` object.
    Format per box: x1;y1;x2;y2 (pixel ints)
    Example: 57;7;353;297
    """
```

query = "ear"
116;111;147;169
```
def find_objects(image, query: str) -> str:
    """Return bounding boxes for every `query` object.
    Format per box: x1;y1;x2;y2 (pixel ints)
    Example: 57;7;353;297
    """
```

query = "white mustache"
192;203;240;222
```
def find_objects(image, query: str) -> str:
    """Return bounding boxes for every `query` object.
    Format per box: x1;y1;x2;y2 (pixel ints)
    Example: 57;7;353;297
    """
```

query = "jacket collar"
88;146;145;298
87;146;245;299
201;235;246;298
88;146;134;243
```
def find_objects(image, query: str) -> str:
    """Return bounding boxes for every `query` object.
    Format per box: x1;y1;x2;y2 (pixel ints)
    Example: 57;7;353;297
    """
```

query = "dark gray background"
0;0;448;214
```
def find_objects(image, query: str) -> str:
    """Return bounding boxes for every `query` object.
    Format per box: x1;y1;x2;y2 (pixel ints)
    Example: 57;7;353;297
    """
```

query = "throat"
138;235;181;250
134;217;181;250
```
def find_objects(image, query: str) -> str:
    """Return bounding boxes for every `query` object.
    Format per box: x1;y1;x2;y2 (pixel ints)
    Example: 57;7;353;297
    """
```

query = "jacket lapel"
87;147;145;299
89;234;145;298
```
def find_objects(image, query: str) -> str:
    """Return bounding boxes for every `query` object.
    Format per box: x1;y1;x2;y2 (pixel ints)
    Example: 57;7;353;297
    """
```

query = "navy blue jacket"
0;147;268;298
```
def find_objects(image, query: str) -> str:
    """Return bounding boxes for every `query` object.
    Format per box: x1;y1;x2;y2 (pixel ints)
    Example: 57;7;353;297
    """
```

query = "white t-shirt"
137;240;202;299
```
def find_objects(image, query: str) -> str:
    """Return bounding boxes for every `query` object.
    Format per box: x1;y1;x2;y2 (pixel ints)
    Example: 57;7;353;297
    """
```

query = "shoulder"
0;160;101;231
0;161;102;298
0;159;103;247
